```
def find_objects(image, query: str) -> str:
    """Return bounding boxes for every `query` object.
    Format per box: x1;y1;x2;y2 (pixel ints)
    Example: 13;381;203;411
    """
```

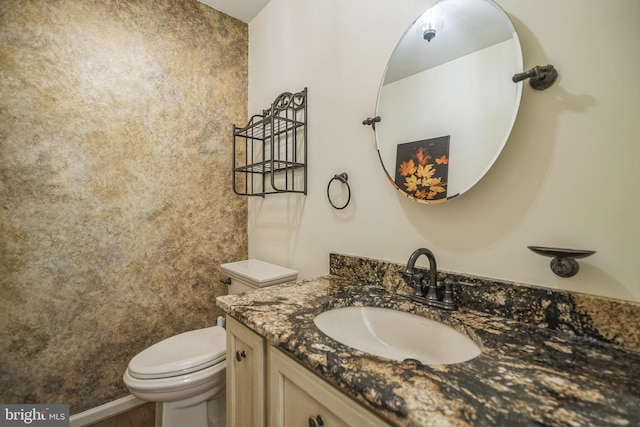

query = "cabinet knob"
235;350;246;362
308;415;324;427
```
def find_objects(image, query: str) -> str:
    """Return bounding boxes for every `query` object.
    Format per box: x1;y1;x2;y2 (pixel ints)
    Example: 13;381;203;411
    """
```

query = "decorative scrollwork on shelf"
272;90;307;112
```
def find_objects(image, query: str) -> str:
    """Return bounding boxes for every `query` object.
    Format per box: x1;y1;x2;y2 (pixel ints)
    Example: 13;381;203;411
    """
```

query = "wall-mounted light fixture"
416;7;444;42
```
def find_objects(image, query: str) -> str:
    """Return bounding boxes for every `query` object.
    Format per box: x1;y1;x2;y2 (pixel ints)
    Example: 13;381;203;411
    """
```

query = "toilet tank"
220;259;298;295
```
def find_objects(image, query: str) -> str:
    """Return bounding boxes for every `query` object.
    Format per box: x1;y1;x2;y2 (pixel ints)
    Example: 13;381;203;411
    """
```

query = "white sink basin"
313;307;481;365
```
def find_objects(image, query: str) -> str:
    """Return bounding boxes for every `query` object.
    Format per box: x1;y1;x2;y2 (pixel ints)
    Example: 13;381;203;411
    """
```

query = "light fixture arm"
512;64;558;90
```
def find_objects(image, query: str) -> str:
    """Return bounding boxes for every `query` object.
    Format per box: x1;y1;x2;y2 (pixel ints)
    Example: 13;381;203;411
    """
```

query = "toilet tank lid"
128;326;226;379
220;259;298;287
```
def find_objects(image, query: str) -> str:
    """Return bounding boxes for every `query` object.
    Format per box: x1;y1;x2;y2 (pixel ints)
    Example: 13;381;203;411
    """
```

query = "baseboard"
69;395;146;427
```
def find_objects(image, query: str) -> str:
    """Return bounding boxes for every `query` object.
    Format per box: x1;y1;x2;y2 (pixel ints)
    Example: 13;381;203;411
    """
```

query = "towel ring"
327;173;351;210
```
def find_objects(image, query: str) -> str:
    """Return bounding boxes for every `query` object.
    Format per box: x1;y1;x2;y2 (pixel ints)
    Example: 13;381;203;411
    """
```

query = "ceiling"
383;0;516;84
197;0;270;23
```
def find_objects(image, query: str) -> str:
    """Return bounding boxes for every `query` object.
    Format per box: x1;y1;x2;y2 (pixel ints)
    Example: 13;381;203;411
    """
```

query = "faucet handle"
402;271;424;297
442;279;456;308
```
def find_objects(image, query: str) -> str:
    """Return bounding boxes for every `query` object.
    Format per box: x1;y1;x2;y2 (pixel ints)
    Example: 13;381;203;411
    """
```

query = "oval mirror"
375;0;523;203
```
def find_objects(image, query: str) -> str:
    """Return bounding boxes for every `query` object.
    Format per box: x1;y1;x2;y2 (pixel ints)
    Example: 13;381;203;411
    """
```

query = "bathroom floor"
87;402;154;427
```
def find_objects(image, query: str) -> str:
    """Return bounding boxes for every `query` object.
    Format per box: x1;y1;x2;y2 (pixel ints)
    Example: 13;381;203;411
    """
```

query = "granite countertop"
216;275;640;427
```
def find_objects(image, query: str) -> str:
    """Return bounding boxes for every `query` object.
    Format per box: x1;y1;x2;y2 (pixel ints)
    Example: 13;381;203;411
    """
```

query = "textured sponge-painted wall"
0;0;247;413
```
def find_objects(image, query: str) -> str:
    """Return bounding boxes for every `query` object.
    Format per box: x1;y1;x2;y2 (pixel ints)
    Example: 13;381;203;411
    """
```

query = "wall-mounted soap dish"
528;246;596;278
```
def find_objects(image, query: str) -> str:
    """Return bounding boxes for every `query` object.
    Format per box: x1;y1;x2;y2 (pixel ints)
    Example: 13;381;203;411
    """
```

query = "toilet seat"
128;326;226;380
123;359;226;397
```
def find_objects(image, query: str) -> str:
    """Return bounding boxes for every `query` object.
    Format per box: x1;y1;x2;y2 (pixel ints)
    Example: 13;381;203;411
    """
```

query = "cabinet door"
269;346;389;427
226;316;266;427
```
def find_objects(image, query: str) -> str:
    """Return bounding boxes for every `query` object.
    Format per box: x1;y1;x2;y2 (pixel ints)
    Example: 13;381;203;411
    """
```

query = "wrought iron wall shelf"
233;88;307;197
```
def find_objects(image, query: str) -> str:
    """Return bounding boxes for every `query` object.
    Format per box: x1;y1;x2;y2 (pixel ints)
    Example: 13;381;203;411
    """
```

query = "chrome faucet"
402;248;456;310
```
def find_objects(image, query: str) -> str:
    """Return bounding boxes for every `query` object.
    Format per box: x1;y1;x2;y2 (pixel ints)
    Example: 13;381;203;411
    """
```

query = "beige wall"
248;0;640;301
0;0;247;412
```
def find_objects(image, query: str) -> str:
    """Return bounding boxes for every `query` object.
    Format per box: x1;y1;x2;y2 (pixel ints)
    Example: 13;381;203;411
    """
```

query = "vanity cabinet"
225;317;389;427
226;316;266;427
268;346;389;427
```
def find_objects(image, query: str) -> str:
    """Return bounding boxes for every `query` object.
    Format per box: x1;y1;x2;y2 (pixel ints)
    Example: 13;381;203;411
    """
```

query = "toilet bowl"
123;326;227;427
123;259;297;427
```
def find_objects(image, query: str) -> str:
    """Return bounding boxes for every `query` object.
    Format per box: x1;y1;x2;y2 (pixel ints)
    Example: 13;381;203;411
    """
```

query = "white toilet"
123;259;297;427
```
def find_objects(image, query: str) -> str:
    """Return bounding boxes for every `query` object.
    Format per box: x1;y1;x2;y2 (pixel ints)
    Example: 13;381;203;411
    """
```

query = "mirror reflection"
375;0;523;203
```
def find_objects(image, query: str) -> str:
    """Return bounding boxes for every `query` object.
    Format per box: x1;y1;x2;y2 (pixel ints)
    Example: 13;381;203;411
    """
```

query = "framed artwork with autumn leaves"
394;136;450;202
